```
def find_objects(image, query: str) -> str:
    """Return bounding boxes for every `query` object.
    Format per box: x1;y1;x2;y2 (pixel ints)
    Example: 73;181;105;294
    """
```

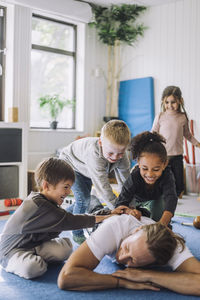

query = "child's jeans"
69;171;93;237
5;237;72;279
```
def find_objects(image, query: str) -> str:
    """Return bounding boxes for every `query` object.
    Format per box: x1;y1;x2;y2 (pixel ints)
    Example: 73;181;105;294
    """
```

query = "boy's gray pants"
5;237;72;279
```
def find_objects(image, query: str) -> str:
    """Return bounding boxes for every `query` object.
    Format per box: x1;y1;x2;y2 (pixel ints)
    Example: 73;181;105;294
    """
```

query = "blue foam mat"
0;215;199;300
118;77;155;137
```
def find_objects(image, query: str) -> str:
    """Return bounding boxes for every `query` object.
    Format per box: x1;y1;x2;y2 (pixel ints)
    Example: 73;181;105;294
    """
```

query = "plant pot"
103;116;119;123
50;121;58;130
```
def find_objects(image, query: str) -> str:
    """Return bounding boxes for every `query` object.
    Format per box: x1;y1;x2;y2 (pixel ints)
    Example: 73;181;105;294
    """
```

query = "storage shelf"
0;122;28;200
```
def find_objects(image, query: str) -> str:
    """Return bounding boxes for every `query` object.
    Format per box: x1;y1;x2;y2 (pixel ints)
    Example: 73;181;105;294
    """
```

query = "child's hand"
95;215;111;223
123;208;142;220
111;206;142;220
111;205;129;215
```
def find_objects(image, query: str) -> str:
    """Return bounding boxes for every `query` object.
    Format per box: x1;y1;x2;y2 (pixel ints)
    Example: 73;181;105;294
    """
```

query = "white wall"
118;0;200;163
86;0;200;163
3;0;200;170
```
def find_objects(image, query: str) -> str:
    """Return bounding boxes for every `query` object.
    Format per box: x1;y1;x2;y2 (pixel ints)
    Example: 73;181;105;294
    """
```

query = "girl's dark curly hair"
130;131;167;163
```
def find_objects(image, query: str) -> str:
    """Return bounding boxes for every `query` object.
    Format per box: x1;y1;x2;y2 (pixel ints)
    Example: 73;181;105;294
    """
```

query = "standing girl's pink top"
152;111;199;156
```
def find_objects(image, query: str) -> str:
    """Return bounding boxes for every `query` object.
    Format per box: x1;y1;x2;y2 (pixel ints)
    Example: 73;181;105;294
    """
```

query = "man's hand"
113;268;150;283
117;279;160;291
112;269;160;291
113;259;200;296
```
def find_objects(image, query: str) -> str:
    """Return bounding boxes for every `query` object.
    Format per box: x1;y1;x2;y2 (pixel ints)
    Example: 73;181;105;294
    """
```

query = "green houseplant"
38;94;74;129
89;3;147;119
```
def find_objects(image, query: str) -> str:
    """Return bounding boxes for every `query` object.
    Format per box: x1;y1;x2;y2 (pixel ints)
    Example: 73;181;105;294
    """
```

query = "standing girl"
114;131;177;226
152;86;200;198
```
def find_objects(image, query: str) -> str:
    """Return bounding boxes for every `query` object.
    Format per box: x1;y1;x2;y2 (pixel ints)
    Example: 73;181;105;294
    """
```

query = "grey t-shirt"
0;192;95;268
59;137;130;208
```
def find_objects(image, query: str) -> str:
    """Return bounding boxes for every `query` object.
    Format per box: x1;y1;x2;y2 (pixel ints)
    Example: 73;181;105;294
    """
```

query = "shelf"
0;122;28;200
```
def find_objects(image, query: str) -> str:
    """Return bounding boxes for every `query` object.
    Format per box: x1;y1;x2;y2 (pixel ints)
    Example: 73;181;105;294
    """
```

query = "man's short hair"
101;120;131;146
143;223;185;265
35;157;75;191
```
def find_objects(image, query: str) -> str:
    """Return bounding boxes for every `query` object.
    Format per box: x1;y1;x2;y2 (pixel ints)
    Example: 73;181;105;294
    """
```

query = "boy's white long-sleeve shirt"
59;137;130;208
152;111;199;156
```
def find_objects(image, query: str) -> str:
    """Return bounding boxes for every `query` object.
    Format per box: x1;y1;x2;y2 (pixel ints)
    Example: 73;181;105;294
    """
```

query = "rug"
0;216;199;300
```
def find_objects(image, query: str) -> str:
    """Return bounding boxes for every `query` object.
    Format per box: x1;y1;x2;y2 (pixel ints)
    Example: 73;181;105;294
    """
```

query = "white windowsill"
29;128;83;133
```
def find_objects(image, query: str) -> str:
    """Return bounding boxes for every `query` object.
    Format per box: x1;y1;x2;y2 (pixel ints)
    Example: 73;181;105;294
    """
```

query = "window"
0;7;6;121
30;14;76;129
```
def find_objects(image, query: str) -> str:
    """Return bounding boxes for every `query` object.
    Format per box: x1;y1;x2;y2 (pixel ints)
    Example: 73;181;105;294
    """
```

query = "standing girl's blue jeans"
69;171;92;238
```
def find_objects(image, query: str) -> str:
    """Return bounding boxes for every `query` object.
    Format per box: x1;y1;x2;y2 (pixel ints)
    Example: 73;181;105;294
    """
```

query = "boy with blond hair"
0;157;106;279
59;120;131;244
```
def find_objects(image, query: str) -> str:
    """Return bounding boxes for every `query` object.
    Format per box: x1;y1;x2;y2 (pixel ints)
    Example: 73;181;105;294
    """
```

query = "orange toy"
193;216;200;229
4;198;23;207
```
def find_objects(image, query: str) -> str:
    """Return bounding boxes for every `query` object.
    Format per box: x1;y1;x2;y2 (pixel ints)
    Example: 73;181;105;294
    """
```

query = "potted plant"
38;94;74;129
89;4;147;119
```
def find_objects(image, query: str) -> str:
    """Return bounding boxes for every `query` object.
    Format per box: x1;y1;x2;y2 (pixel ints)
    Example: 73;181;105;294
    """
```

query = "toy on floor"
181;216;200;229
4;198;23;207
0;210;15;216
193;216;200;228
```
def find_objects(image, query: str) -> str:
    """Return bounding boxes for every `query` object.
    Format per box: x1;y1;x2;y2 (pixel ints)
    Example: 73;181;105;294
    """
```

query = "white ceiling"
80;0;181;7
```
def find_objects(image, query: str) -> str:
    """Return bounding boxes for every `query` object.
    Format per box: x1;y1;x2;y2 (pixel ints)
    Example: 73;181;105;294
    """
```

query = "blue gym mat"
0;215;199;300
118;77;155;137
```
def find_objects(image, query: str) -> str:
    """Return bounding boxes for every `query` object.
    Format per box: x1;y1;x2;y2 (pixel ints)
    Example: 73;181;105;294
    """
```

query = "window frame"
31;13;77;129
0;6;6;121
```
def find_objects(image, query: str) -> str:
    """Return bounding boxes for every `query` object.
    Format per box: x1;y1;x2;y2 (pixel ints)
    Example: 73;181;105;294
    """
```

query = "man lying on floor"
57;213;200;296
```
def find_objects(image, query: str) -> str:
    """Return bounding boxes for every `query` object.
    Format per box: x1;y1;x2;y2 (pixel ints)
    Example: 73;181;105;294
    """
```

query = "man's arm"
57;241;160;291
112;257;200;296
